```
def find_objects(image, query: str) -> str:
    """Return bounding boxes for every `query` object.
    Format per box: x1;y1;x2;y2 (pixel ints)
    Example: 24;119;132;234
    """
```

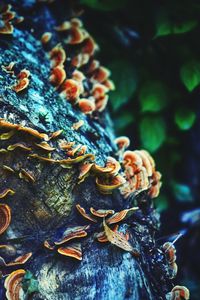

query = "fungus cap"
0;204;11;235
58;243;82;260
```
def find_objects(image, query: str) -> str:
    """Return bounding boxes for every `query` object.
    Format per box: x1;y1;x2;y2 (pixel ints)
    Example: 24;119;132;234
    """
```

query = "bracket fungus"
0;189;15;199
0;252;32;267
42;16;113;115
96;175;126;195
11;69;30;93
0;130;15;141
57;242;82;260
4;269;26;300
7;143;32;152
41;32;52;44
106;207;139;225
49;44;66;68
0;204;11;235
76;204;97;223
52;225;90;246
44;226;89;261
166;285;190;300
119;148;162;199
90;207;115;218
72;120;84;131
49;66;66;88
0;5;20;35
162;242;178;279
19;169;36;183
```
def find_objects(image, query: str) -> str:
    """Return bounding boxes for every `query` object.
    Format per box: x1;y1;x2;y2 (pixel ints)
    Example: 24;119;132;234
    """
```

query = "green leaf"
139;115;166;152
155;14;198;37
175;109;196;130
80;0;128;11
154;195;169;213
22;271;39;295
180;60;200;91
139;81;168;113
172;183;193;202
27;279;39;294
115;112;134;132
174;20;198;34
24;270;34;280
156;17;171;37
109;60;137;111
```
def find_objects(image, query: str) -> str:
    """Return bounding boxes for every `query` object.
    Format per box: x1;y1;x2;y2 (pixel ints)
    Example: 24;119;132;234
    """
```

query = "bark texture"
0;1;173;299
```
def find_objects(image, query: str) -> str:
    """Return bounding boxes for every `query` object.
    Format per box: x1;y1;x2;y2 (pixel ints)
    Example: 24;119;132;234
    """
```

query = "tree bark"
0;1;173;299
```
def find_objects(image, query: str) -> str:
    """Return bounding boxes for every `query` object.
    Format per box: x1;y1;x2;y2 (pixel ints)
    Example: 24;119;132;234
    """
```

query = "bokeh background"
78;0;200;298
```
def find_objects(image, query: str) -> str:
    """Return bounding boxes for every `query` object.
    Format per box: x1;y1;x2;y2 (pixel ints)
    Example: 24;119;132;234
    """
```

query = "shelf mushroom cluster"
76;204;140;257
162;242;178;279
4;269;26;300
166;285;190;300
0;189;32;300
41;17;115;114
114;136;162;200
0;4;23;35
44;225;90;260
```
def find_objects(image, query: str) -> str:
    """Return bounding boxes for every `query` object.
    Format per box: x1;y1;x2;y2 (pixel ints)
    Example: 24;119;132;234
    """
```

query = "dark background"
78;0;200;298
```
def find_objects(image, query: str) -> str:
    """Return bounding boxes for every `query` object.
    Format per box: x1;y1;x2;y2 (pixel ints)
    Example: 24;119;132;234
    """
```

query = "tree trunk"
0;1;173;299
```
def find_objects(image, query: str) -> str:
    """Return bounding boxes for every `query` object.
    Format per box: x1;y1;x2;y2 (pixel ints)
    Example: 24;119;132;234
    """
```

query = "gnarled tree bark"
0;1;173;299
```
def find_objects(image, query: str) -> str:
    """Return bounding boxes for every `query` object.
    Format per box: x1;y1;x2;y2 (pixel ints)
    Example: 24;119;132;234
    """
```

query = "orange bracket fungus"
0;252;32;267
78;162;94;183
60;79;81;104
162;242;178;279
119;148;162;199
72;120;84;131
58;243;82;260
0;5;17;35
106;207;139;225
0;204;11;235
11;69;30;93
0;130;15;141
78;99;95;114
90;207;115;218
114;136;130;155
19;169;36;183
4;269;26;300
96;175;126;195
49;44;66;68
2;165;15;174
7;143;32;152
167;285;190;300
49;66;66;88
42;16;113;115
53;225;90;245
41;31;52;44
0;188;15;199
35;141;55;152
76;204;97;223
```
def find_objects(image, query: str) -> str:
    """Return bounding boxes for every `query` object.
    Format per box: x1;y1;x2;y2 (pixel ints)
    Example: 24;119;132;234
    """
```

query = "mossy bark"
0;1;172;299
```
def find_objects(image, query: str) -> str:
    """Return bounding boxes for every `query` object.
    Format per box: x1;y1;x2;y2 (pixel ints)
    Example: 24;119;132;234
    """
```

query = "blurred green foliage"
80;0;128;11
180;60;200;91
109;60;137;111
139;115;166;152
81;0;200;211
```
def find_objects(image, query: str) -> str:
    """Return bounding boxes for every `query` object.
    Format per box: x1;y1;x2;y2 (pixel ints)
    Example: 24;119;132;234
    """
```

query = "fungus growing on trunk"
4;269;26;300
